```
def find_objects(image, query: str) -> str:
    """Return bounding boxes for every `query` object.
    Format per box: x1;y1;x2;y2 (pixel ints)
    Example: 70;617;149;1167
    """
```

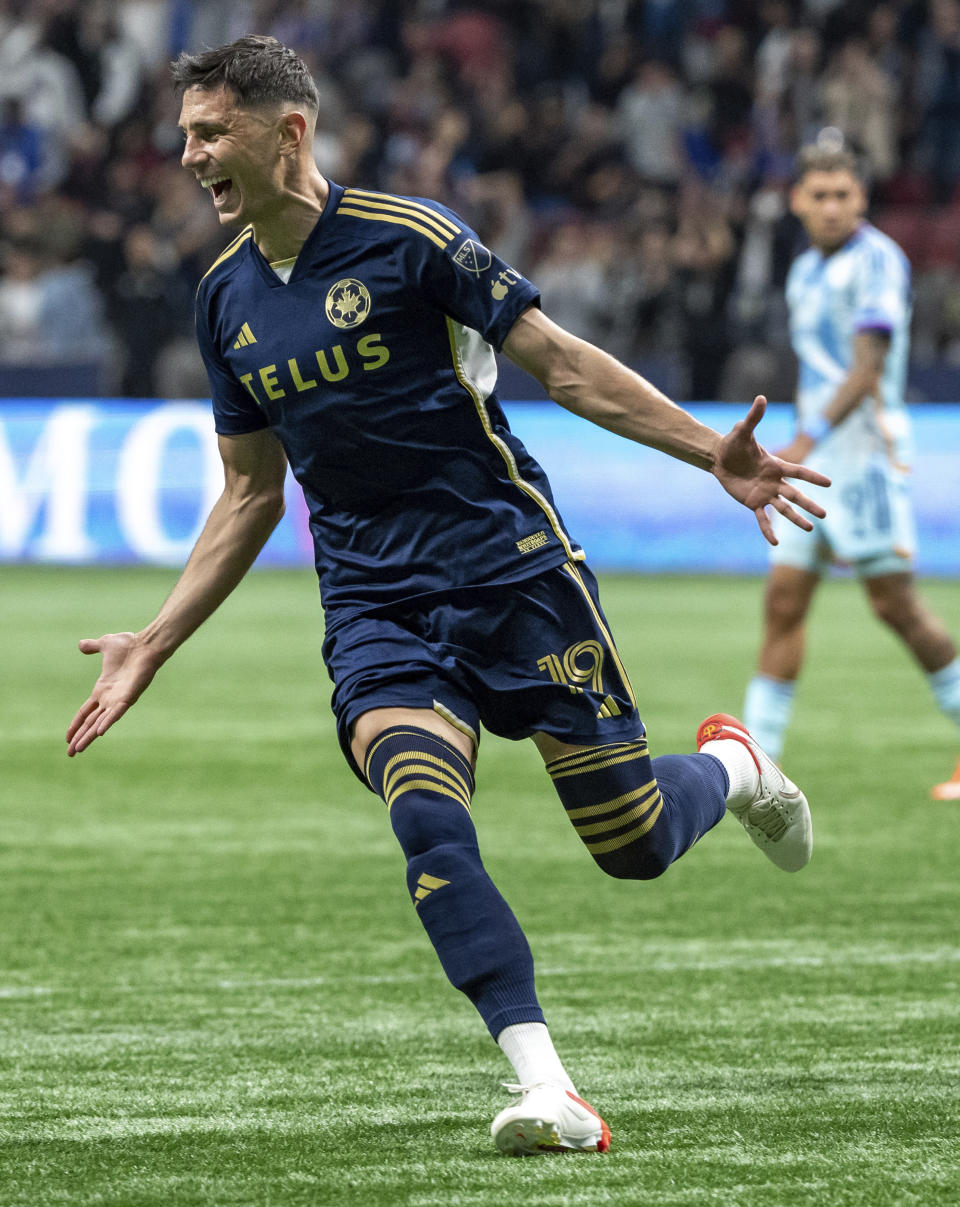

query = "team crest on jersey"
325;278;372;329
452;238;492;276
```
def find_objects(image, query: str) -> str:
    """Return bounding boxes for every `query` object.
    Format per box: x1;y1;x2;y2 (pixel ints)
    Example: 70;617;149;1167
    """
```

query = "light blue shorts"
771;458;916;579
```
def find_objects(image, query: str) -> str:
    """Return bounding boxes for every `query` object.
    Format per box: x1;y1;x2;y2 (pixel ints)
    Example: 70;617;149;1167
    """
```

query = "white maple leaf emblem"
334;286;364;321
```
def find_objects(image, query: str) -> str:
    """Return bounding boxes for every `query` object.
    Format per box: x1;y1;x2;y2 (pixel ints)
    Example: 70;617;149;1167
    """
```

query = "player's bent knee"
364;724;478;860
765;585;808;632
867;588;916;633
592;843;672;881
352;708;474;772
389;794;477;858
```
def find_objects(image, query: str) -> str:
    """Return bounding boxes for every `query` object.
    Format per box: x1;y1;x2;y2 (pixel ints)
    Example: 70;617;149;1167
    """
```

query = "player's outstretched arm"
66;428;288;756
501;307;829;543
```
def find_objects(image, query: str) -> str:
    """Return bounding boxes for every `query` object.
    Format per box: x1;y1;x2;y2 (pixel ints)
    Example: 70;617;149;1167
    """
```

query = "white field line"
217;946;960;990
215;973;424;989
3;945;959;1001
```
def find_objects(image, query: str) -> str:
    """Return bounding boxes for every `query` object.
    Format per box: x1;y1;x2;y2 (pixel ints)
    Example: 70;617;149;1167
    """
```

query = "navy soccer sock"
365;726;544;1037
546;739;727;879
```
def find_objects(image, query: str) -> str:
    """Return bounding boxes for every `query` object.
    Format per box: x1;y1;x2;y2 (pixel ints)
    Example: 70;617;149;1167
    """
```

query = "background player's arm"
778;329;890;463
66;427;288;756
501;305;829;543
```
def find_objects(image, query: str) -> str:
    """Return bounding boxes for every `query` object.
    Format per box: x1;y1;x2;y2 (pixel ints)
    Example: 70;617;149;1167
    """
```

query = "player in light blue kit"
744;140;960;798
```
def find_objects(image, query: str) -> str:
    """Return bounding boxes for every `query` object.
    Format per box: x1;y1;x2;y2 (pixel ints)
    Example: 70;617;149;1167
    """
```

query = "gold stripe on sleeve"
337;206;451;249
342;189;461;238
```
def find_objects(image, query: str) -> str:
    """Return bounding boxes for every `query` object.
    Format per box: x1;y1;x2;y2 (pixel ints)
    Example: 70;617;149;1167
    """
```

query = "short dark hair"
170;35;320;112
795;142;862;181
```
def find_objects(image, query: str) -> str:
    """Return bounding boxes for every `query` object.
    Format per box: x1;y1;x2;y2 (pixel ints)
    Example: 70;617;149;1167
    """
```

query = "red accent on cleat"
696;713;761;771
566;1091;612;1153
491;1083;611;1155
932;759;960;800
696;712;813;872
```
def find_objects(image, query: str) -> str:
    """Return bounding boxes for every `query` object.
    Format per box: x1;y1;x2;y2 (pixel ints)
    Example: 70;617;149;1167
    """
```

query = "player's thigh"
532;731;596;763
324;610;481;785
350;706;476;774
770;506;831;575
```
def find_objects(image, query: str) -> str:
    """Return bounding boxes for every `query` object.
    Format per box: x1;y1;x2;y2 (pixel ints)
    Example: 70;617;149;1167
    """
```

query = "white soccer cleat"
697;712;812;872
490;1082;611;1156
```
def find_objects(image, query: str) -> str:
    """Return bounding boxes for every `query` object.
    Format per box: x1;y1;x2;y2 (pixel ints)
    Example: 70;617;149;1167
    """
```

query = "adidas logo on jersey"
233;322;257;349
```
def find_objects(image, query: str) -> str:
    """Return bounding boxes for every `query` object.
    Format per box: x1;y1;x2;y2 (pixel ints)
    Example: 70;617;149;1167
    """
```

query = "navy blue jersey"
195;181;583;628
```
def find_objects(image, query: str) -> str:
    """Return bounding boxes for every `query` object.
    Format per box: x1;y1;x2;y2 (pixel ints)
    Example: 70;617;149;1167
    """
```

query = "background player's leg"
744;565;821;761
863;572;960;729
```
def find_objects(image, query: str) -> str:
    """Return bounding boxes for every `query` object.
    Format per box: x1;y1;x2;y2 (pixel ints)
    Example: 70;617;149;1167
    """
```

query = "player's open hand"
713;396;831;545
66;632;162;756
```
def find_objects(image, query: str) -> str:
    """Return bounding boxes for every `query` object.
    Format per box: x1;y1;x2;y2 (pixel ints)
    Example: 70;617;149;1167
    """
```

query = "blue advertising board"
0;399;957;575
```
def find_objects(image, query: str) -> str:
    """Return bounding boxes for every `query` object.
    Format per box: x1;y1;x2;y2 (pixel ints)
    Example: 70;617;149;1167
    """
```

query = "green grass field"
2;566;959;1207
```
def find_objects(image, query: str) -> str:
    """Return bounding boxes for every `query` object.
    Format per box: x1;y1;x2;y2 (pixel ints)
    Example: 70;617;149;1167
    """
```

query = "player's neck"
253;172;330;264
813;221;863;258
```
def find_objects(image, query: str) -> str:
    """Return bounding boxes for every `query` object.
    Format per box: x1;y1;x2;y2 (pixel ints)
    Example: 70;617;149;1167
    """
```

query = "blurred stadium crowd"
2;0;960;401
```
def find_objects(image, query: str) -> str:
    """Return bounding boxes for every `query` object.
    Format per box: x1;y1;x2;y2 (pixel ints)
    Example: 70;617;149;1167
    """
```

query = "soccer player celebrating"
67;37;830;1154
743;138;960;799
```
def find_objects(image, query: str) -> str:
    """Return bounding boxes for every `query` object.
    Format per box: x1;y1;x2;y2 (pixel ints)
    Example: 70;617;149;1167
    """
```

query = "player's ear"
788;182;805;218
278;110;308;155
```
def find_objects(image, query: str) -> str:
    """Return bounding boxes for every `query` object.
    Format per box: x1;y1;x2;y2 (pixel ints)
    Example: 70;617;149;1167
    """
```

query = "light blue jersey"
774;222;915;572
786;222;912;468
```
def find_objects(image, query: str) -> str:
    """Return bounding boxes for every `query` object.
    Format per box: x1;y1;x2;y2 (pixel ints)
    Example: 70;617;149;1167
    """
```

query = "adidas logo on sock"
413;872;449;905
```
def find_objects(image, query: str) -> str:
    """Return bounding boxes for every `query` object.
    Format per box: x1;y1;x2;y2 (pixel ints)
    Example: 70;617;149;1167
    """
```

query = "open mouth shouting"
201;174;235;209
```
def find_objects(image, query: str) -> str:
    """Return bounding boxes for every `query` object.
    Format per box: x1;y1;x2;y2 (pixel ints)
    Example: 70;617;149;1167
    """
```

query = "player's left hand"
66;631;163;756
712;396;831;546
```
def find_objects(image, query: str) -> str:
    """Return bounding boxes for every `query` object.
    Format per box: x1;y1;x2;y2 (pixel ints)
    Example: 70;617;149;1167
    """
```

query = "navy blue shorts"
323;560;645;782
